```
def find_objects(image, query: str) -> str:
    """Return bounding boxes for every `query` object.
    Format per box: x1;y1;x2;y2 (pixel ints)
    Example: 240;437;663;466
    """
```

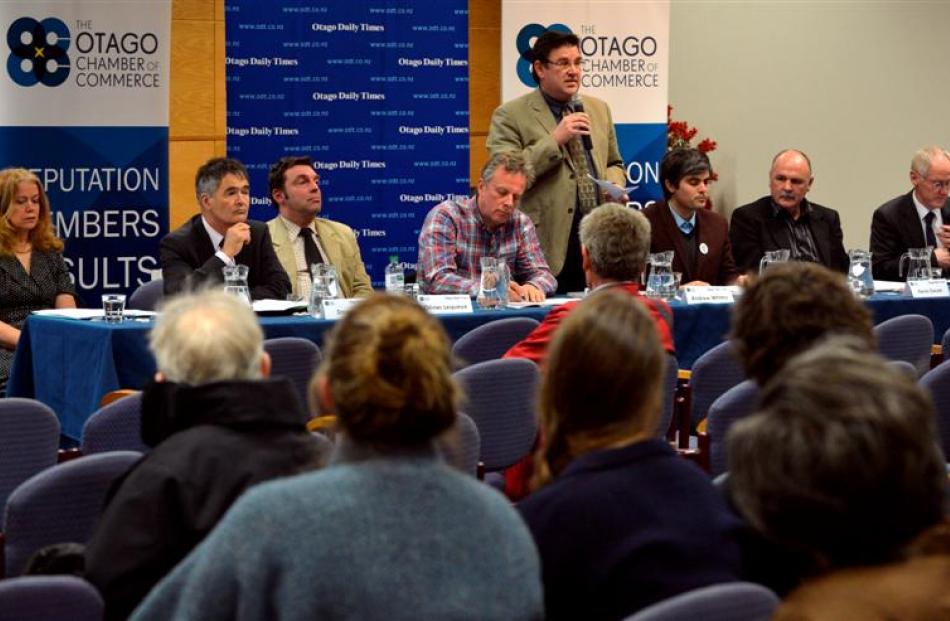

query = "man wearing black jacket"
85;290;329;620
730;150;848;275
161;157;290;300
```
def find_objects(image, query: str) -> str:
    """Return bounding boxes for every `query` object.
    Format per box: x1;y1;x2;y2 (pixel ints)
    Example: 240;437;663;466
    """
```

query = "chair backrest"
919;362;950;460
0;398;60;530
81;391;148;455
874;314;934;376
436;412;481;477
0;575;104;621
707;380;761;477
657;354;679;438
453;358;539;472
263;337;322;410
624;582;779;621
689;340;745;427
888;359;919;379
451;317;541;367
4;450;142;577
127;278;164;311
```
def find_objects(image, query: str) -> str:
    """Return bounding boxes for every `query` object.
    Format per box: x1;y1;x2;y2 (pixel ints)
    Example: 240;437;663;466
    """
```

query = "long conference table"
8;293;950;440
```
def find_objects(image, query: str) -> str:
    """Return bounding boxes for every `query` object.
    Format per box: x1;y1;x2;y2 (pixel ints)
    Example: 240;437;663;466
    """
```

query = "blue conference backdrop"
225;1;469;286
0;2;171;304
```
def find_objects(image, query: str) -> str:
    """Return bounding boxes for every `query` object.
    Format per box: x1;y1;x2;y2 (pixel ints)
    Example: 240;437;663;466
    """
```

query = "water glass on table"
102;294;126;322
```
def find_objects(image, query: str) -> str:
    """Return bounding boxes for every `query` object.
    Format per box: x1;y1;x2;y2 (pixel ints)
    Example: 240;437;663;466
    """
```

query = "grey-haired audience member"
85;290;329;621
728;338;950;620
130;294;542;621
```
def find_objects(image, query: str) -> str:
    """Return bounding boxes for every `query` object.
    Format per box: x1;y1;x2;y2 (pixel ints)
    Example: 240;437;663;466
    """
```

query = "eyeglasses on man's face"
542;58;582;70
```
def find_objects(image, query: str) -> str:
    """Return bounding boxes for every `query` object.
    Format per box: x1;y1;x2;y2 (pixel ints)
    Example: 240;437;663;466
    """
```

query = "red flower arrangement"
667;105;717;154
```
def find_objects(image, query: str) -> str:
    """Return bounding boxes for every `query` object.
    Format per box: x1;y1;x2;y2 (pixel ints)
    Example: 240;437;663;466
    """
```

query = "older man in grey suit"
487;31;627;293
266;156;372;299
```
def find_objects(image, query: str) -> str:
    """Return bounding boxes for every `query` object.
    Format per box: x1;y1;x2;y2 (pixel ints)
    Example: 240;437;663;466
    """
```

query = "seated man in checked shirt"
418;152;557;301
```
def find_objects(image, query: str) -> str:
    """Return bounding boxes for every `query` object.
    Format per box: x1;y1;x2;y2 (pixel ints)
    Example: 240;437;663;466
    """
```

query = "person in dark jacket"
518;290;743;621
84;290;330;621
729;149;848;275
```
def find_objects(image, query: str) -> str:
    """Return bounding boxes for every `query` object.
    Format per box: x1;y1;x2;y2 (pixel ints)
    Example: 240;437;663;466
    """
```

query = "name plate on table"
683;286;735;305
904;279;949;298
321;298;361;320
417;295;474;314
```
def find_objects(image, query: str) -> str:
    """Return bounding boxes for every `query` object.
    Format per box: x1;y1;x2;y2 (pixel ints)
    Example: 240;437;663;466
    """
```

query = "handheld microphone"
570;94;593;151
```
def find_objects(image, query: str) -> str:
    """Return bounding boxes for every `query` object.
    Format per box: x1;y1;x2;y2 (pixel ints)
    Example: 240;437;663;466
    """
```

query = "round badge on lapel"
699;242;709;255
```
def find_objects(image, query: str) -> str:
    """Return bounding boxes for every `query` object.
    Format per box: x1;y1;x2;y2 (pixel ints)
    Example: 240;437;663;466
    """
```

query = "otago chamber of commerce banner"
502;0;669;209
225;1;470;286
0;0;170;303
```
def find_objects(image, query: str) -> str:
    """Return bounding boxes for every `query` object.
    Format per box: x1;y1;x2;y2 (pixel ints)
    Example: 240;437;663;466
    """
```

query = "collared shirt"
418;194;557;296
912;191;944;248
771;200;820;263
278;216;329;299
201;216;235;267
668;203;696;235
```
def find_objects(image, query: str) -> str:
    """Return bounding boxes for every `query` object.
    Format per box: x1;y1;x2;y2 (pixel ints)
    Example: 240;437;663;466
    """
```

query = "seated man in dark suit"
870;146;950;281
161;157;291;300
730;149;848;275
642;148;741;286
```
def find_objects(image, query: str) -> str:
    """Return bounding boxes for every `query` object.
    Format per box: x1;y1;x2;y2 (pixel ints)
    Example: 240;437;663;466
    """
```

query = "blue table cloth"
8;308;551;440
9;293;950;440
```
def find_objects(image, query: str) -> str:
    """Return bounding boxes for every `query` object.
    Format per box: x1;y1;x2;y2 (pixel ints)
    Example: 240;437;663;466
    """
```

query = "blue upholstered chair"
873;314;934;376
3;451;142;577
127;278;164;311
453;358;539;475
451;317;540;367
657;354;679;438
689;340;745;427
0;575;104;621
436;412;481;477
0;398;60;530
888;359;918;379
623;582;779;621
80;391;148;455
919;362;950;460
263;337;322;410
706;380;762;477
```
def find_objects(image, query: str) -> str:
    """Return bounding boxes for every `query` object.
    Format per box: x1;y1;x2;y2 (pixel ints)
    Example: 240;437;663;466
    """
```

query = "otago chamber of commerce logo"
6;17;71;87
515;22;571;87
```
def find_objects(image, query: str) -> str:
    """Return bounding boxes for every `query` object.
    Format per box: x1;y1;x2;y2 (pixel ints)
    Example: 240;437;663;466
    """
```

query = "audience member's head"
150;290;268;385
730;262;874;385
578;203;651;286
536;290;664;485
728;338;947;570
660;148;713;205
315;294;458;448
909;146;950;210
0;167;62;253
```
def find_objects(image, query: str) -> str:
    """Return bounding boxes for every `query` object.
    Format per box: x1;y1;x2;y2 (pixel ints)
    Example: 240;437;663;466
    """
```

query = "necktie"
680;220;694;236
563;109;599;213
299;227;323;269
924;211;938;248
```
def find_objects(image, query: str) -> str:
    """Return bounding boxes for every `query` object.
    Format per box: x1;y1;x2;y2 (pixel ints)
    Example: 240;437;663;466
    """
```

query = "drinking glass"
101;294;126;322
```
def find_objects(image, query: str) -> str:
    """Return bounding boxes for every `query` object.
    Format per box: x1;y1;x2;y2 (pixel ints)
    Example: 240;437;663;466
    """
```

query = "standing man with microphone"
488;31;628;293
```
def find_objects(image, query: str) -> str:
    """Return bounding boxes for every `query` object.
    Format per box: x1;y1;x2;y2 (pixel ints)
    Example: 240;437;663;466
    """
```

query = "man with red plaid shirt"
418;152;557;301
